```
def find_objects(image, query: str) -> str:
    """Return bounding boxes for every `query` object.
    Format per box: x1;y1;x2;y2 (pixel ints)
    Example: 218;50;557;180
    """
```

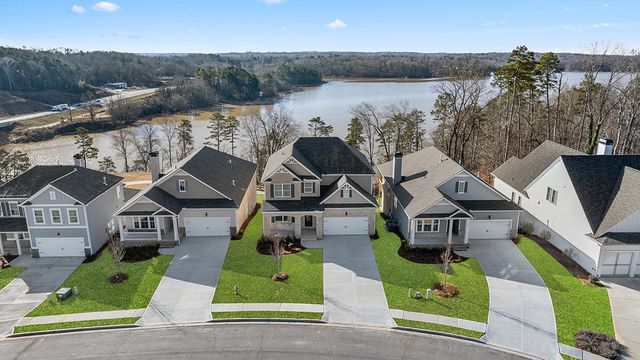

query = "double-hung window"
8;202;19;217
303;182;314;194
33;209;45;224
546;187;558;205
178;179;187;193
273;184;291;198
456;181;468;194
133;216;156;229
67;209;79;224
272;215;294;223
50;209;62;224
416;219;440;233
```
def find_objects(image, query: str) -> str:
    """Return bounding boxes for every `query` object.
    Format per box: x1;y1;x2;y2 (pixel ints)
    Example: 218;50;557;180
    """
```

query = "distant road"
0;88;157;128
0;322;534;360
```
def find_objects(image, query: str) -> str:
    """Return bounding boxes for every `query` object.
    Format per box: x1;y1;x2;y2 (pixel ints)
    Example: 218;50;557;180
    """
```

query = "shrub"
519;222;534;235
256;235;272;255
123;245;160;262
540;230;551;241
564;247;577;259
574;329;620;359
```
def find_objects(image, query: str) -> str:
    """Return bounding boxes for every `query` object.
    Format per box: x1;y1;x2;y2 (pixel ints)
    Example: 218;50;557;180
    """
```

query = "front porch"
263;212;322;240
117;214;183;247
410;218;470;249
0;231;31;256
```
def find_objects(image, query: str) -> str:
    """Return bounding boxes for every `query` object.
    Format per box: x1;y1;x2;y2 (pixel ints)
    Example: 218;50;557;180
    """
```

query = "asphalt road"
0;322;535;360
0;88;157;127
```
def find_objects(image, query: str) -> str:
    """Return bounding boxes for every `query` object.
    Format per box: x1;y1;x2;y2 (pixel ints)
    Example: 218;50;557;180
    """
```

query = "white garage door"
467;220;511;240
36;238;85;257
600;251;633;276
184;217;230;237
323;217;368;235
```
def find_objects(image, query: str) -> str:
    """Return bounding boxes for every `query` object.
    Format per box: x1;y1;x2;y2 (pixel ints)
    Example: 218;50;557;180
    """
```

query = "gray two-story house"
0;166;125;257
378;147;522;248
261;137;378;240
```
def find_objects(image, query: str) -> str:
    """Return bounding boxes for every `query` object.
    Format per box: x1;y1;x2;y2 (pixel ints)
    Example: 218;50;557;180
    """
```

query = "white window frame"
272;215;294;223
416;219;440;233
546;187;558;205
303;182;314;194
67;208;80;225
33;208;45;224
178;179;187;193
456;181;468;194
49;191;56;200
273;184;291;198
8;202;20;217
341;188;352;198
116;185;122;199
133;216;156;229
50;209;62;224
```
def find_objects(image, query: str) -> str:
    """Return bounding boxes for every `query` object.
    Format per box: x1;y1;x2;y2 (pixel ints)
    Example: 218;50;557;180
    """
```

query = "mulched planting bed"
398;245;468;264
433;282;460;297
232;204;260;240
108;272;129;283
123;246;160;262
256;236;306;256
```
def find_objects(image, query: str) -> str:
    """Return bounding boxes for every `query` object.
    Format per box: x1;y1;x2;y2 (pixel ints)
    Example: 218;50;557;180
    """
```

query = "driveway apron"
139;236;230;326
322;235;395;327
0;256;83;336
605;278;640;359
460;240;560;360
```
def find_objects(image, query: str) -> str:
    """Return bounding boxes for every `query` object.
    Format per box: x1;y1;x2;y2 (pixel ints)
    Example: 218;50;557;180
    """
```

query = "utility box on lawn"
56;287;73;301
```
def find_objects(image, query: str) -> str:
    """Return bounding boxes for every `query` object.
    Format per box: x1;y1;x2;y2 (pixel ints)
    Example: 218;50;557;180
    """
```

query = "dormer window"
341;188;352;198
49;191;56;200
178;179;187;193
456;181;468;194
303;182;314;194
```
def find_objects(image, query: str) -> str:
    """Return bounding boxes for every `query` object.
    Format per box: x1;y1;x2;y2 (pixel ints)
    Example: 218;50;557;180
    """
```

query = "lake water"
7;72;601;169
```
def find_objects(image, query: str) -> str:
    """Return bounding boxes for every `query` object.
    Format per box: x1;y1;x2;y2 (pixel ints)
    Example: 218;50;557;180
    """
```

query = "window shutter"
349;190;353;198
312;182;316;193
270;184;274;198
271;216;275;223
455;182;459;193
291;184;295;198
464;182;468;193
292;217;295;223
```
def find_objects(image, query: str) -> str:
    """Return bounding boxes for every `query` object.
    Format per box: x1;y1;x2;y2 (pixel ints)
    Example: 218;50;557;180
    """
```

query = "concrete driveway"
459;240;560;360
139;236;230;326
604;278;640;359
322;235;395;327
0;256;83;336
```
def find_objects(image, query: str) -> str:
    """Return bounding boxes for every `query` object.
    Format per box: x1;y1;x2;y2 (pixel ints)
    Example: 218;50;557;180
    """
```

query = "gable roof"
262;137;374;181
561;155;640;235
320;175;378;206
0;166;122;204
492;140;584;194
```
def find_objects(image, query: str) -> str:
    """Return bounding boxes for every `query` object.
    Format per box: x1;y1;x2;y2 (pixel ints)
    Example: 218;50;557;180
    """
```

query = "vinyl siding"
85;184;126;252
158;173;226;199
439;174;504;201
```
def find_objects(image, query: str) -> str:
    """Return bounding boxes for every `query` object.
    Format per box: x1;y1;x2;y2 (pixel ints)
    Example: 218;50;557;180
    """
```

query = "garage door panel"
36;237;85;257
184;217;230;237
468;220;511;240
601;251;633;276
323;217;368;235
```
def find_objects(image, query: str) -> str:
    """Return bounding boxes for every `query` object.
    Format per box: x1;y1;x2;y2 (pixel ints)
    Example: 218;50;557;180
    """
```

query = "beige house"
261;137;378;240
115;146;257;245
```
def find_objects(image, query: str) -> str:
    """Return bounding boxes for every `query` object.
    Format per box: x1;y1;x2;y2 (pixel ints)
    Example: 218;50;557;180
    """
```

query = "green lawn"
28;250;172;316
13;317;139;334
213;208;323;304
394;318;484;339
516;236;614;346
372;213;490;323
212;311;323;320
0;266;25;290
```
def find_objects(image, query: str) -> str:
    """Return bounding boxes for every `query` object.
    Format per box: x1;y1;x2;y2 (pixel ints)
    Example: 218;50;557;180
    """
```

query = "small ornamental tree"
108;239;127;283
270;234;287;281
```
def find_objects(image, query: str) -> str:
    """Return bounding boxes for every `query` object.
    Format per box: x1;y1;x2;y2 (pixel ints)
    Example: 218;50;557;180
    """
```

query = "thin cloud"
70;4;86;14
92;1;120;12
326;19;347;30
484;19;507;27
260;0;286;4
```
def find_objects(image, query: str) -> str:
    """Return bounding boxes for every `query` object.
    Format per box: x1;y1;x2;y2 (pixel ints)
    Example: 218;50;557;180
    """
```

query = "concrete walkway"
139;236;230;326
458;240;560;360
322;235;395;327
390;309;487;333
0;256;83;336
605;278;640;359
212;303;324;313
16;309;145;326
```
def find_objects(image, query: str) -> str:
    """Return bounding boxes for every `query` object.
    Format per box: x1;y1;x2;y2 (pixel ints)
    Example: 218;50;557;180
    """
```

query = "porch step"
451;243;469;251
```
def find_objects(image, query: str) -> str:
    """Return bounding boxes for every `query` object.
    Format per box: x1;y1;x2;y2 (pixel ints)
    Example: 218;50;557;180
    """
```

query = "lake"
7;72;600;169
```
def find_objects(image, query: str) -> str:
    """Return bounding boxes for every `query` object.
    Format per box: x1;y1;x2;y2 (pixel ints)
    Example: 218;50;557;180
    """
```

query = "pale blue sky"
1;0;639;53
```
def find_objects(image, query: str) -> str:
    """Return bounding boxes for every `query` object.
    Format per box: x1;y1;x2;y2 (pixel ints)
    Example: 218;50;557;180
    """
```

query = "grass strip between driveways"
213;207;323;304
0;266;25;291
394;318;484;339
516;236;614;346
13;317;139;334
372;213;490;323
212;311;323;320
28;250;172;316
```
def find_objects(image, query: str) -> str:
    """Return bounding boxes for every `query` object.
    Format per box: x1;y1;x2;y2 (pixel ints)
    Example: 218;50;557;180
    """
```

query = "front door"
304;215;313;227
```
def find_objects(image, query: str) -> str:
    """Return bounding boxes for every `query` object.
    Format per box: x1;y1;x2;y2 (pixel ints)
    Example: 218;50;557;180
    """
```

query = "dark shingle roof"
594;232;640;245
562;155;640;235
143;187;184;215
319;175;377;206
262;198;323;212
492;140;583;194
262;137;374;181
181;146;257;207
457;200;522;211
0;217;28;232
0;166;121;204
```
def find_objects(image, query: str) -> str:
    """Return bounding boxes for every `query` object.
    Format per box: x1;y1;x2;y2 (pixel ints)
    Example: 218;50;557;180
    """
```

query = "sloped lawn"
28;250;172;316
516;236;614;346
13;317;139;334
213;206;323;304
212;311;322;320
0;266;25;291
372;213;489;323
394;318;484;339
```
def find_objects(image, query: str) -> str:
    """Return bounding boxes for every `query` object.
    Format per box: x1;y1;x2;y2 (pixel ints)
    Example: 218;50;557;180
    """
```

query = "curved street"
0;322;535;360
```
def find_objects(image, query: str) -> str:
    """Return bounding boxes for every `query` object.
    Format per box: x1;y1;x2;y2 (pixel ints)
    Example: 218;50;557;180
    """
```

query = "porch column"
464;219;470;244
630;252;639;278
15;234;22;256
294;216;302;239
172;216;179;244
117;217;125;240
447;220;453;245
0;234;4;255
156;216;161;241
410;220;415;245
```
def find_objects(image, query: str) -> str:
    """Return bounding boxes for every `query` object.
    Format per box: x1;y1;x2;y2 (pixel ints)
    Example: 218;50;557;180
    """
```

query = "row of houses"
1;137;638;277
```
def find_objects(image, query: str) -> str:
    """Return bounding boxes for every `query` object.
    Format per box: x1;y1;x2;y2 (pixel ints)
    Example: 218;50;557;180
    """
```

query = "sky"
1;0;639;54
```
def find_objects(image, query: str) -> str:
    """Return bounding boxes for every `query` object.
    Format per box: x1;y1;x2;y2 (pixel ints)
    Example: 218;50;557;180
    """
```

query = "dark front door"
304;215;313;227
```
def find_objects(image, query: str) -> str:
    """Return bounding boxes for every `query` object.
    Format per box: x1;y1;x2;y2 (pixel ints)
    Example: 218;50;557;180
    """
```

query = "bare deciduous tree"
111;129;134;172
108;239;126;276
160;119;179;168
270;234;286;277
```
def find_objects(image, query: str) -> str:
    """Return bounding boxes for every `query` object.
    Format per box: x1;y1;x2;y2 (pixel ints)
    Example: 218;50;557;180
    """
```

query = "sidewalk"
212;303;324;313
391;309;487;333
15;309;145;327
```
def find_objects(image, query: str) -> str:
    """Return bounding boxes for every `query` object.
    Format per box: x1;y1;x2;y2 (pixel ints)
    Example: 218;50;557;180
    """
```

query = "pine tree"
176;119;194;160
74;127;99;167
225;115;240;155
206;112;227;150
98;156;116;174
345;117;365;149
